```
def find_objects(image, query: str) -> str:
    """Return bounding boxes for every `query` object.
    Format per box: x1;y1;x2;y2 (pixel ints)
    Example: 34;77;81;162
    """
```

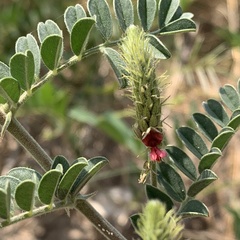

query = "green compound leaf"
158;162;186;202
137;0;157;31
0;62;10;79
203;99;230;127
64;4;87;33
57;158;88;200
166;145;197;181
10;50;35;91
211;127;234;150
71;18;95;56
71;156;108;196
192;113;218;142
15;180;36;211
40;35;63;70
52;155;70;175
0;182;11;220
15;34;41;76
114;0;134;32
228;110;240;130
198;147;222;173
177;127;209;159
187;169;218;197
178;199;209;218
159;18;196;34
146;34;171;59
102;47;128;88
0;77;20;104
219;84;240;112
145;184;173;211
37;20;62;43
88;0;112;40
158;0;179;28
38;167;62;205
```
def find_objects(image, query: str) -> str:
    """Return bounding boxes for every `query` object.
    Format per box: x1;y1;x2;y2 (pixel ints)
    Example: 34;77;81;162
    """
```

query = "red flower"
150;147;167;162
142;128;163;147
142;128;167;162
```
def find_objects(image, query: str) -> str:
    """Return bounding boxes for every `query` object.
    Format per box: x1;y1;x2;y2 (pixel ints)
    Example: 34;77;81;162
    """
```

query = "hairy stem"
0;112;52;171
75;199;127;240
150;161;157;187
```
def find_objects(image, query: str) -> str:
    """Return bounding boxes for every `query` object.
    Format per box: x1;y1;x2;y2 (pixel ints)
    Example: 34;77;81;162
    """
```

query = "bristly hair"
135;200;183;240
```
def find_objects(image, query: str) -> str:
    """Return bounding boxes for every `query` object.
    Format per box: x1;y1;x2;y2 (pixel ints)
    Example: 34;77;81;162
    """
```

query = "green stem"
0;112;52;171
75;199;127;240
0;200;73;228
150;161;157;187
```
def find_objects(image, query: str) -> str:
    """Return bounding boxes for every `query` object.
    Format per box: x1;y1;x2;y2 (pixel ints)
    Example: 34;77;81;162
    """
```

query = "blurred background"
0;0;240;239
